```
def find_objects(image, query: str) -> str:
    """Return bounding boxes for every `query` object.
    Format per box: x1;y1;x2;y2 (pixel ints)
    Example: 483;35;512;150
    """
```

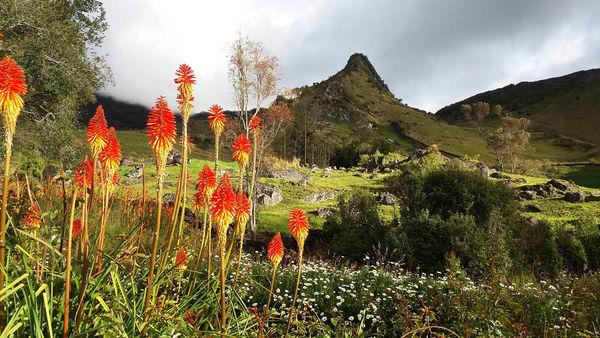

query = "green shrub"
556;229;588;273
324;191;390;261
330;143;360;168
510;219;561;277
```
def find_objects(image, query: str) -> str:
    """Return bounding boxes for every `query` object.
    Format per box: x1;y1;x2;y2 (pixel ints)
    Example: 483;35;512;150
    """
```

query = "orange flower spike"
72;219;82;238
235;191;251;227
86;105;109;159
99;127;122;174
74;157;94;188
231;134;252;167
22;204;42;230
146;96;177;166
249;115;262;137
210;173;236;228
195;164;217;208
175;64;195;117
108;172;119;194
0;56;27;134
175;247;189;271
208;104;226;138
267;232;284;268
289;208;310;250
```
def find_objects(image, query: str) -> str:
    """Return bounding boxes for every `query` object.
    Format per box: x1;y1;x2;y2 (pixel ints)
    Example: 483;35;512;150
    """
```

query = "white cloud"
99;0;600;113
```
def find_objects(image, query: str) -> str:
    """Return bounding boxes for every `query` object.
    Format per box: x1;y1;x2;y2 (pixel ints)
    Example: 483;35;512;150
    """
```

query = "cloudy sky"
99;0;600;113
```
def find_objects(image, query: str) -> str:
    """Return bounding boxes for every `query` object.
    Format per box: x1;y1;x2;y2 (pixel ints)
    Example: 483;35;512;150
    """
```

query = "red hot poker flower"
208;104;226;137
289;208;310;249
210;173;236;227
72;219;82;238
193;164;217;209
75;157;94;188
249;115;262;135
175;247;189;271
86;105;109;159
235;191;251;227
175;64;195;117
22;204;42;230
99;127;121;174
231;134;252;167
0;56;27;133
146;96;176;165
267;232;284;268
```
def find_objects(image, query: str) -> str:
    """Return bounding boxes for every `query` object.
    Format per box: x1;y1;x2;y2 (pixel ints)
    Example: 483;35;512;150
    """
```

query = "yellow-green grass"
258;168;387;233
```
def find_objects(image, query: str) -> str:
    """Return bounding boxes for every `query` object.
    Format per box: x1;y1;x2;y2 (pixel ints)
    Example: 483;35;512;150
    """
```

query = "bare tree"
228;35;280;133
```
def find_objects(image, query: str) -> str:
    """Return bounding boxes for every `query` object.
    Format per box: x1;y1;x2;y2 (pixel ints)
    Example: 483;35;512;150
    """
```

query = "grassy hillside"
91;56;600;165
284;54;597;163
436;68;600;146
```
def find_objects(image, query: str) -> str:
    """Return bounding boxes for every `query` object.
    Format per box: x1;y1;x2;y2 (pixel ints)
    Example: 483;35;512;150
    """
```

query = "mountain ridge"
436;67;600;145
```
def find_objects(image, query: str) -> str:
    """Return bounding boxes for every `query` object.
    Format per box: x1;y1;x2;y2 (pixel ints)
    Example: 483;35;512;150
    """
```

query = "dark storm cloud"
100;0;600;112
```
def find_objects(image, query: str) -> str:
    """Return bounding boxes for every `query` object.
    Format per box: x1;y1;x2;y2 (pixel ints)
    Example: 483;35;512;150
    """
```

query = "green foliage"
13;149;46;179
330;143;360;167
510;219;561;278
324;191;389;261
0;0;110;163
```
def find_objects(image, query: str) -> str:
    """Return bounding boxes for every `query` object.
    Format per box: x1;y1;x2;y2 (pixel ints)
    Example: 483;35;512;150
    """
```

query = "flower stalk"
63;186;79;338
143;96;176;316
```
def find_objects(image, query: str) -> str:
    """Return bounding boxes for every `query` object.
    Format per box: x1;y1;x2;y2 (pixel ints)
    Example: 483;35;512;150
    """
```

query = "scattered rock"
163;193;176;204
322;171;331;178
265;168;305;181
304;191;336;203
520;204;542;212
121;157;136;166
256;183;283;206
408;147;442;161
379;192;398;205
585;194;600;202
511;177;527;184
475;162;489;178
518;190;537;200
315;207;333;218
490;172;510;179
126;165;143;179
167;151;183;166
368;173;379;179
520;183;555;197
353;173;362;177
528;217;539;225
546;179;568;191
564;191;585;203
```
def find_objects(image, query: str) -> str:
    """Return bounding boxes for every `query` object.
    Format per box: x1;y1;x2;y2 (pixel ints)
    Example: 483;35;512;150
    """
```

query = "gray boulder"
121;157;136;166
126;165;143;179
315;207;333;218
265;168;305;181
167;151;183;166
256;183;283;206
564;191;585;203
518;190;536;200
490;172;510;179
379;192;398;205
547;179;568;191
304;191;336;203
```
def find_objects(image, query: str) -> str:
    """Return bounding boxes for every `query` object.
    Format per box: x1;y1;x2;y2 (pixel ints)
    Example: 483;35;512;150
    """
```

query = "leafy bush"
510;218;561;278
330;143;360;167
386;168;517;222
324;191;391;261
